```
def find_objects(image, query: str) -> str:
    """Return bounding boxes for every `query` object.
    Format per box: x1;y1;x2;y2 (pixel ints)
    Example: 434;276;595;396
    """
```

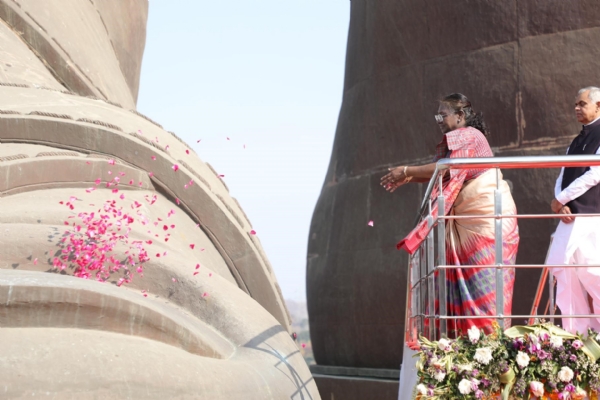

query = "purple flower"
480;378;490;388
565;383;575;393
570;354;577;362
538;350;550;360
475;389;484;399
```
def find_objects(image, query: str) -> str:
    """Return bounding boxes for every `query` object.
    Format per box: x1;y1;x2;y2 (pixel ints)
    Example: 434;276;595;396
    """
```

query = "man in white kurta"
547;87;600;334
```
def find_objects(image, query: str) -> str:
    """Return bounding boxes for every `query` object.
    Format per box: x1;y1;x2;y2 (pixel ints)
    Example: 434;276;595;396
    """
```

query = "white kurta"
548;120;600;334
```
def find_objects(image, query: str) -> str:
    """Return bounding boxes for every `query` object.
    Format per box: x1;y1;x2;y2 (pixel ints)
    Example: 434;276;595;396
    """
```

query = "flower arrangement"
414;322;600;399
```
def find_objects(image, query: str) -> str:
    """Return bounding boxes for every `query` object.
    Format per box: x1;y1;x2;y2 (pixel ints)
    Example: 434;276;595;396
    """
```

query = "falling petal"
226;137;230;141
196;139;201;143
250;230;256;235
301;343;306;349
243;144;246;149
367;220;374;227
219;174;225;178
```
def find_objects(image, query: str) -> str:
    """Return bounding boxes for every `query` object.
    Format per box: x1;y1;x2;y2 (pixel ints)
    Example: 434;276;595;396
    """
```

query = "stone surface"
0;2;318;398
307;0;600;381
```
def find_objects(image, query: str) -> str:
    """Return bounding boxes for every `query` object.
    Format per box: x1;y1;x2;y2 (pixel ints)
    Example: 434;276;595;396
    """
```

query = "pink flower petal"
165;145;170;151
171;278;177;282
250;230;256;235
176;198;180;205
185;149;189;155
202;292;209;297
190;244;195;249
193;271;199;276
219;174;225;178
367;220;374;227
151;155;156;160
195;264;200;269
108;159;115;165
172;164;179;172
33;258;38;265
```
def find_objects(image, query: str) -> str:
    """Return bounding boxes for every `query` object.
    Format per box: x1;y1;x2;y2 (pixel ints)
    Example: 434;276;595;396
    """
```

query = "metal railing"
405;154;600;344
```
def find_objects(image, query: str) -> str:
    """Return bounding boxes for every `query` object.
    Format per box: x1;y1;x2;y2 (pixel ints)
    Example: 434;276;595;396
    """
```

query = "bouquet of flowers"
414;322;600;399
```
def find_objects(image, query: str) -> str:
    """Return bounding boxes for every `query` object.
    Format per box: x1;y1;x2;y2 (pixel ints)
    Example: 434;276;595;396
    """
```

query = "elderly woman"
381;93;519;336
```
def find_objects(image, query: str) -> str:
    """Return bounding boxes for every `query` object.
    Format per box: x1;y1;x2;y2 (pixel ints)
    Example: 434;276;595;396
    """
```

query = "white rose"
468;326;480;344
437;338;451;351
558;366;574;382
434;371;446;382
474;347;493;365
458;379;473;395
516;351;530;368
530;381;544;397
550;335;563;348
416;383;427;395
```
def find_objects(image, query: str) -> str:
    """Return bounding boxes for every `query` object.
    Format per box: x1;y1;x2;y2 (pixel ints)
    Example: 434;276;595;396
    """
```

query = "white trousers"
547;217;600;334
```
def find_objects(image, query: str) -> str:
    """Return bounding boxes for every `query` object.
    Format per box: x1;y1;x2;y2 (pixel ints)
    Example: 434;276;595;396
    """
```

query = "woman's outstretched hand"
380;166;407;192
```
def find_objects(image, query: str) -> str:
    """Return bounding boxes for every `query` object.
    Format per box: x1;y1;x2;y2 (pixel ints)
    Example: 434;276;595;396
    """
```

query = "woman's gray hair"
578;86;600;103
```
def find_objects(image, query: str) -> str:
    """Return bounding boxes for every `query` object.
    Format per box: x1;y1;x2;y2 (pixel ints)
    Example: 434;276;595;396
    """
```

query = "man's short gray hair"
578;86;600;103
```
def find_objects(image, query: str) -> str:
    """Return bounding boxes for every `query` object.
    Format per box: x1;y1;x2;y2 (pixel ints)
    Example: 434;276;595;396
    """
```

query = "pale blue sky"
138;1;350;301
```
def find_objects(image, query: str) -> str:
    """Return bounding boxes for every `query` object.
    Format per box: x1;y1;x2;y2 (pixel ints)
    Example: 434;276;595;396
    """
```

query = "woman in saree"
381;93;519;337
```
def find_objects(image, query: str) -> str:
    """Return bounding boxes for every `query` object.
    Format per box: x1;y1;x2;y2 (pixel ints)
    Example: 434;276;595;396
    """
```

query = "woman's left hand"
380;166;406;187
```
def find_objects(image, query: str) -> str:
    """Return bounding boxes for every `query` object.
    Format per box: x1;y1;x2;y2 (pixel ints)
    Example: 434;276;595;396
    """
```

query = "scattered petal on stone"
151;155;156;160
165;145;170;151
367;220;374;227
185;149;189;155
163;225;168;231
209;273;213;277
202;292;209;297
171;278;177;282
108;159;116;165
119;194;125;200
86;187;95;193
33;258;38;265
195;264;200;269
148;172;153;177
176;198;180;205
190;244;195;249
172;164;179;172
250;230;256;235
193;271;199;276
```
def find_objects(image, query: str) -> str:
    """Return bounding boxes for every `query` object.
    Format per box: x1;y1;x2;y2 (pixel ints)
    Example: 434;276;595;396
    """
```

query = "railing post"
494;168;505;329
437;173;447;337
427;214;435;340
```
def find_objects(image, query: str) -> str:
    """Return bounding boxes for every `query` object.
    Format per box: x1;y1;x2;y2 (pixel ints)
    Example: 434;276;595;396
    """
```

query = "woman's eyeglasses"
434;112;456;123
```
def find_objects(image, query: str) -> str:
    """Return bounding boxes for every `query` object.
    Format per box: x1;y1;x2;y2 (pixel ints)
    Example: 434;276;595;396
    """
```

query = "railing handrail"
418;154;600;221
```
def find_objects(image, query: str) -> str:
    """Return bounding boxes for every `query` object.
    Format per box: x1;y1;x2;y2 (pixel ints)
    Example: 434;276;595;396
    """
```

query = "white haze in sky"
138;1;350;301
